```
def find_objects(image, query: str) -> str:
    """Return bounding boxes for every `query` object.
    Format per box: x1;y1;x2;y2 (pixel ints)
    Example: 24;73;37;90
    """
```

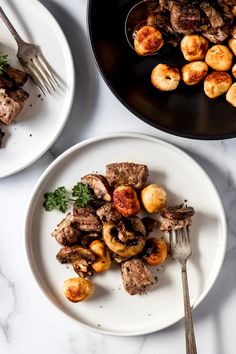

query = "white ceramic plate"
0;0;74;178
25;133;227;336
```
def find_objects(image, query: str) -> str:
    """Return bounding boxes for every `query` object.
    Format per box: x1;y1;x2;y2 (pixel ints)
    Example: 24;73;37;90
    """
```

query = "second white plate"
0;0;74;178
25;133;226;336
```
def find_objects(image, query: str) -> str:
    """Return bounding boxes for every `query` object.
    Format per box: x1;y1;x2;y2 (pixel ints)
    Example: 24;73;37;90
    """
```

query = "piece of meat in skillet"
170;2;201;34
106;162;149;189
121;258;153;295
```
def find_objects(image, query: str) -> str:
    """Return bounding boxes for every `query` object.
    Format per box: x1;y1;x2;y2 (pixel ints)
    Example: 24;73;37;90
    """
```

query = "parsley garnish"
72;182;92;208
43;183;92;213
0;54;8;75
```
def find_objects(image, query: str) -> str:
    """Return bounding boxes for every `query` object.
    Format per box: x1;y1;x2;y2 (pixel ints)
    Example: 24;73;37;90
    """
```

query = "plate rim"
24;132;227;336
0;0;75;179
86;0;236;141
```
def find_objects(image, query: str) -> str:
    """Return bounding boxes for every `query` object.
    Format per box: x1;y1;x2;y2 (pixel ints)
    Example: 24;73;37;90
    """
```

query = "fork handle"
0;7;24;45
181;263;197;354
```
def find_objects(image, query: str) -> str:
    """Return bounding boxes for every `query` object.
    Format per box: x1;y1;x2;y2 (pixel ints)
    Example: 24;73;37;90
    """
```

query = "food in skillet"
44;162;195;302
128;0;236;108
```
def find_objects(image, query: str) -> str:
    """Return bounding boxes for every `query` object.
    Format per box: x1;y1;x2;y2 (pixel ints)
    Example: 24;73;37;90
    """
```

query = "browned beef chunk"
121;258;153;295
170;3;201;34
0;77;13;90
3;66;28;87
106;162;149;189
0;88;28;125
96;202;123;223
51;213;80;246
73;206;102;232
202;24;230;43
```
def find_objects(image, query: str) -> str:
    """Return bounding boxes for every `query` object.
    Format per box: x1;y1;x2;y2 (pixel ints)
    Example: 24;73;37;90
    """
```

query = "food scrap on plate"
0;54;29;126
44;162;195;302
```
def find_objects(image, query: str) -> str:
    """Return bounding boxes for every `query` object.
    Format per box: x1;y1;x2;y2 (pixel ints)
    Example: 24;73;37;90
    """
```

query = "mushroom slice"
81;174;112;201
56;245;96;264
160;205;195;220
51;213;79;246
103;221;146;258
63;277;94;302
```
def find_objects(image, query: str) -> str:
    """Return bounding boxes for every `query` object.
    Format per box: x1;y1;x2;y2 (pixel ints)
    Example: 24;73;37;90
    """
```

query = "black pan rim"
87;0;236;140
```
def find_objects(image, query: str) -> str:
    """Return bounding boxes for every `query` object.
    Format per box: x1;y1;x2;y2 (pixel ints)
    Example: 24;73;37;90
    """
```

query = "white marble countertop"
1;0;236;353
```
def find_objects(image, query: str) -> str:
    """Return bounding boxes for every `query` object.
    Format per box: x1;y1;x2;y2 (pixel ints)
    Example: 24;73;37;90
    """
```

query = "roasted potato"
180;35;208;61
134;25;164;56
204;71;232;98
205;45;233;71
141;183;167;213
226;82;236;107
113;185;140;217
232;63;236;78
228;38;236;56
63;277;94;302
182;61;208;86
89;239;111;272
143;238;168;266
151;64;180;91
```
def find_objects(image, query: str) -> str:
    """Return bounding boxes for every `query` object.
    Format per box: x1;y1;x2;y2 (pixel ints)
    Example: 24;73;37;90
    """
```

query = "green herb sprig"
43;182;92;213
0;54;8;75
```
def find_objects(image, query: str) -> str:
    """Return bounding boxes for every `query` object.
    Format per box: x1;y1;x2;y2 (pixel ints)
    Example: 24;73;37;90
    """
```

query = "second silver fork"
169;226;198;354
0;6;58;95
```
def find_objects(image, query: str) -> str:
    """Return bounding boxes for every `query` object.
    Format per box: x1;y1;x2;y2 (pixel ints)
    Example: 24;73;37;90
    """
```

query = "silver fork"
169;226;197;354
0;6;58;95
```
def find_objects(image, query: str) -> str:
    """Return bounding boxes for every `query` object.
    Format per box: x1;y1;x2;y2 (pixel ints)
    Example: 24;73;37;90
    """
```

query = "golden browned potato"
143;238;168;266
180;35;208;61
232;63;236;78
205;45;233;71
226;82;236;107
151;64;180;91
134;25;164;56
113;185;140;217
63;278;94;302
89;239;111;272
182;61;208;86
229;38;236;56
204;71;232;98
141;183;167;213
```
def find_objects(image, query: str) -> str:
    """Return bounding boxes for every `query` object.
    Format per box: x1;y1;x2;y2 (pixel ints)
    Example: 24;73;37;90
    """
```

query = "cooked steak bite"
73;206;102;232
51;213;80;246
0;77;13;90
3;66;28;87
170;3;201;34
96;202;123;223
106;162;149;189
0;88;28;125
56;245;96;264
121;258;153;295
